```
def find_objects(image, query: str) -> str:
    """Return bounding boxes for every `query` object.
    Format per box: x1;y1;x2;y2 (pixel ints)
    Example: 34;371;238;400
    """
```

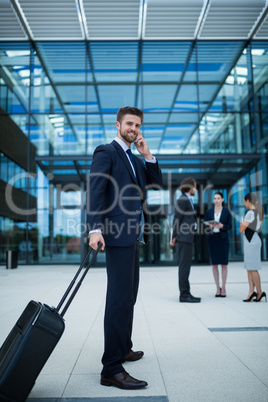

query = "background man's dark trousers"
177;241;193;297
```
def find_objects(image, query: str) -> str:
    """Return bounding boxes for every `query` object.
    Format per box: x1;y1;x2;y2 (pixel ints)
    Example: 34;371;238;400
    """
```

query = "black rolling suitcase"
0;244;102;402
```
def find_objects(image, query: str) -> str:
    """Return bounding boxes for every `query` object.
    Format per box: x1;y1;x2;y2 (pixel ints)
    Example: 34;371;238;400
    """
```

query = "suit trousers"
101;243;140;376
177;241;193;297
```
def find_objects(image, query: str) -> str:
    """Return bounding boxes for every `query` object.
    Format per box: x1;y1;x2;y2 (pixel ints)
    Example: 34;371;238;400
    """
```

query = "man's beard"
120;129;137;144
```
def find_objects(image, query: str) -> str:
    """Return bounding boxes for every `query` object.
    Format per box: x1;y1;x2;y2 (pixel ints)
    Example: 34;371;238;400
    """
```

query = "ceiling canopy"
0;0;268;41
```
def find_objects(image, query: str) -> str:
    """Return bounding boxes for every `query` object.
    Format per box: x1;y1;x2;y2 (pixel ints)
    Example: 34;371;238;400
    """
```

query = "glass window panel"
98;85;136;112
60;191;81;207
197;42;245;82
183;130;200;154
241;112;255;152
165;124;195;138
31;114;85;155
14;164;21;188
147;190;170;205
87;114;102;124
199;84;220;112
55;85;86;113
200;112;252;154
140;84;177;111
183;46;197;82
252;42;268;113
169;112;198;124
173;85;198;111
104;124;118;143
90;42;138;83
0;42;30;113
102;114;117;124
0;154;8;182
87;86;99;113
8;160;15;182
142;42;192;82
31;52;63;113
160;124;195;152
87;125;105;154
143;112;169;124
209;44;253;113
36;42;88;84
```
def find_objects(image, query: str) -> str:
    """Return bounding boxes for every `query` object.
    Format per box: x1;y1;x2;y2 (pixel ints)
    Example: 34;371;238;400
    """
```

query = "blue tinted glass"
199;84;220;112
183;46;197;82
208;44;253;113
169;113;198;123
0;42;30;113
142;42;192;82
197;42;245;82
90;42;138;82
31;114;85;155
173;85;198;111
140;84;177;111
57;85;86;113
143;112;169;123
98;85;136;112
36;42;88;83
87;125;105;154
252;41;268;113
0;154;8;182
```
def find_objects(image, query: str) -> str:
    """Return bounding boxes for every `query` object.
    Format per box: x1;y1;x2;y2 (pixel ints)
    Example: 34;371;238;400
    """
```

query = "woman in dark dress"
205;192;232;297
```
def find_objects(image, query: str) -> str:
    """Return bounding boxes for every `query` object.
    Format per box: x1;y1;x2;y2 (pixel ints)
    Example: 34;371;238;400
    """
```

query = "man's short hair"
180;177;196;194
117;106;144;124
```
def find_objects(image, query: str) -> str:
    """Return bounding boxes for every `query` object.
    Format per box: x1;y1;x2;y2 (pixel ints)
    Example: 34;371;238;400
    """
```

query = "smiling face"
116;114;142;147
213;193;224;207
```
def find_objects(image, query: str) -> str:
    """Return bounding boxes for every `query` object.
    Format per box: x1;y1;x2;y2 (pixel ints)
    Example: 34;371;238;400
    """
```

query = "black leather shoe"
180;294;201;303
100;371;148;389
125;349;144;361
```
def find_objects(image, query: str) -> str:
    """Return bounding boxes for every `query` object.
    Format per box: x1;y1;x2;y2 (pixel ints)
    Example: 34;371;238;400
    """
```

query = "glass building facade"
0;40;267;265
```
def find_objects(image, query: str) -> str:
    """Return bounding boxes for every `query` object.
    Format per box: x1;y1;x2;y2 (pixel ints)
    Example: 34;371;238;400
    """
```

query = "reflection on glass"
200;113;254;153
252;42;268;112
0;43;30;113
31;114;85;155
209;45;252;113
197;42;245;82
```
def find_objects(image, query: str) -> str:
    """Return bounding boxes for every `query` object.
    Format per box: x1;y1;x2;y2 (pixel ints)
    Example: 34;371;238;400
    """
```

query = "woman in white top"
239;192;266;302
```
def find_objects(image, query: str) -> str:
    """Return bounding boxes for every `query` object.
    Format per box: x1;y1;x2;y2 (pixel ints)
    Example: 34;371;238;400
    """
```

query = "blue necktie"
127;149;143;213
126;149;138;181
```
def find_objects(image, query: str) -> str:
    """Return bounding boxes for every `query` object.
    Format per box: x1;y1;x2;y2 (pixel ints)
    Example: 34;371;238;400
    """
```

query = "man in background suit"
87;106;163;389
170;177;201;303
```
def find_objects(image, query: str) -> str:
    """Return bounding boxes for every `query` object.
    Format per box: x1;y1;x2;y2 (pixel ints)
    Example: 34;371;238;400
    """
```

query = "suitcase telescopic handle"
56;243;103;317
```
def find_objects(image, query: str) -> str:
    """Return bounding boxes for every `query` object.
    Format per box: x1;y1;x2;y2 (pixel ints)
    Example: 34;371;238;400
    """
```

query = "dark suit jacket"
172;193;197;244
87;140;163;247
205;206;232;239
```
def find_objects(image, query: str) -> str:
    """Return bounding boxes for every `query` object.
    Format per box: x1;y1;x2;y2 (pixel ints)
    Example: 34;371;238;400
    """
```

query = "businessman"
87;106;163;389
170;177;201;303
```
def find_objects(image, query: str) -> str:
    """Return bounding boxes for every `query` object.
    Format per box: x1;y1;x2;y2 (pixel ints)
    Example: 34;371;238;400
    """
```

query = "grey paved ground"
0;262;268;402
